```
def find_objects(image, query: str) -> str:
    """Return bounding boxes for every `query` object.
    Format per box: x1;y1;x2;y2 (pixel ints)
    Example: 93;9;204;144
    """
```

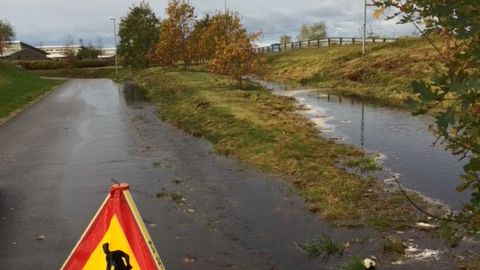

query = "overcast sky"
1;0;415;47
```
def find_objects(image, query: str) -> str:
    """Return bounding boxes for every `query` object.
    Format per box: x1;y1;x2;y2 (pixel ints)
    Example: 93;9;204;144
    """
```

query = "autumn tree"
297;22;327;41
208;12;264;87
374;1;480;232
188;14;212;63
279;35;292;45
151;0;195;68
0;20;14;56
118;1;159;68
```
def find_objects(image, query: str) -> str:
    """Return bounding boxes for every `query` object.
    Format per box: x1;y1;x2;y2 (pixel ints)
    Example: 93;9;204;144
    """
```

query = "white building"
36;45;116;59
36;45;82;59
98;48;116;59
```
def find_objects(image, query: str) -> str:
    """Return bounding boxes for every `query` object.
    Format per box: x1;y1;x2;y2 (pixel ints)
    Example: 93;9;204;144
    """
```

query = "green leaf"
435;104;456;132
411;80;437;101
464;157;480;173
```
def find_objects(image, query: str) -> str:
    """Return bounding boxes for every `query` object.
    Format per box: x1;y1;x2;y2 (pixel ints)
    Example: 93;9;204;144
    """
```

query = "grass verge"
264;38;440;106
132;67;439;229
0;62;62;120
30;66;129;79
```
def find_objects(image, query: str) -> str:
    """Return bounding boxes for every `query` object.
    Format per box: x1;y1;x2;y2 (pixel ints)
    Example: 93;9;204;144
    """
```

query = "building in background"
98;48;116;59
36;45;116;60
36;45;82;59
0;41;48;60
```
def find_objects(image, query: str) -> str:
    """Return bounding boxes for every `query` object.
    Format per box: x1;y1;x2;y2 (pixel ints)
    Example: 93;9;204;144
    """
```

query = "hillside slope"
264;38;440;105
0;63;61;119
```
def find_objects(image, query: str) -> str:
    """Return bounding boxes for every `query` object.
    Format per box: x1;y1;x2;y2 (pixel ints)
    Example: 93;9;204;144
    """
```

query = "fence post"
317;39;320;48
383;38;386;43
352;38;355;44
299;41;302;49
328;38;331;46
340;38;343;45
372;37;376;43
307;40;310;48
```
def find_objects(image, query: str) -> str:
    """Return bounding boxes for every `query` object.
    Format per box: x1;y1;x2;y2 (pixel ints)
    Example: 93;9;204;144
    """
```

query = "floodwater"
265;84;470;210
0;79;463;269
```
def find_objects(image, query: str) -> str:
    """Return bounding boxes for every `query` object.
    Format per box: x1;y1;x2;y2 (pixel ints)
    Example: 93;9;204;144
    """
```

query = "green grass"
382;236;406;255
298;234;344;259
0;62;62;119
339;258;366;270
264;38;440;106
345;156;383;172
132;67;436;229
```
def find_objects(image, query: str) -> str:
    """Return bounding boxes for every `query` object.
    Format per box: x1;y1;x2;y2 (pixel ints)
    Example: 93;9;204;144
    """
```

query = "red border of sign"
60;184;164;269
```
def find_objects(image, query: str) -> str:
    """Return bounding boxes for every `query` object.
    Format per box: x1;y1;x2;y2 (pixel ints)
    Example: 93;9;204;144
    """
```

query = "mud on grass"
133;67;439;230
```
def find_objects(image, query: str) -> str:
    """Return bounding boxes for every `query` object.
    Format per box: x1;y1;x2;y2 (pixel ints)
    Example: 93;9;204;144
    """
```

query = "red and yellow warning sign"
61;183;166;270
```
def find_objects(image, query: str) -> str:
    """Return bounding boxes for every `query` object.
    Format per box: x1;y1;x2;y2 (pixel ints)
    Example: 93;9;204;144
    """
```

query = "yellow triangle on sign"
83;215;140;269
61;183;166;270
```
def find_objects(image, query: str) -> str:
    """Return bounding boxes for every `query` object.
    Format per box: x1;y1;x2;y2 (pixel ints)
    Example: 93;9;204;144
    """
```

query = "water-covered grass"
339;258;366;270
298;234;344;259
264;38;439;106
0;62;61;119
132;67;439;229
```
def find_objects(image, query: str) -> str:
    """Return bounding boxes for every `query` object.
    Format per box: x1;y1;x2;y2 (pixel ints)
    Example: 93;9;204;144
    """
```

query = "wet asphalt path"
0;79;453;269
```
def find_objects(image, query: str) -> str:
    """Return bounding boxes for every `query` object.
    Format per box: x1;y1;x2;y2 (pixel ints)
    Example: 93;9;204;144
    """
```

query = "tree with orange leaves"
150;0;195;68
208;12;264;87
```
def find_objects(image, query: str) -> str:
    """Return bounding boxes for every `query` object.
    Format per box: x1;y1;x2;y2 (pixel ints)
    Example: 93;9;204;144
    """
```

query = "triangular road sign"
61;183;166;270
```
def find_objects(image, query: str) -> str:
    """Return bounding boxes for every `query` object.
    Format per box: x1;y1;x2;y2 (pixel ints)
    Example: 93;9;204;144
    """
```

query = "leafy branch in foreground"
374;0;480;232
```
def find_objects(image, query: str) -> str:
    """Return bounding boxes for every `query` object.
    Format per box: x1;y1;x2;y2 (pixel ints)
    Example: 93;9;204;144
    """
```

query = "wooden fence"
254;37;397;54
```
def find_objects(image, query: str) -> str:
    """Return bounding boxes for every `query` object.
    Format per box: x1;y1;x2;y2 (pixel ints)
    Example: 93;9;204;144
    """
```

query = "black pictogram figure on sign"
103;242;133;270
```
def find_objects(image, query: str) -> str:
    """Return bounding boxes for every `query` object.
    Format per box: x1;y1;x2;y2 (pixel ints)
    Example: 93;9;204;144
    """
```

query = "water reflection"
122;82;148;104
361;101;365;147
295;90;469;209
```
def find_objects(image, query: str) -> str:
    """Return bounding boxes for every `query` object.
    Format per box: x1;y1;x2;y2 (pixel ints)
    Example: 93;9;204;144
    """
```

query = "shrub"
13;59;115;70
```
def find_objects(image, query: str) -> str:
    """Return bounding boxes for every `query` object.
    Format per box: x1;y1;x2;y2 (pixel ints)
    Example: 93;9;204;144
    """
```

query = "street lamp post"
362;0;367;55
362;1;376;55
108;16;118;77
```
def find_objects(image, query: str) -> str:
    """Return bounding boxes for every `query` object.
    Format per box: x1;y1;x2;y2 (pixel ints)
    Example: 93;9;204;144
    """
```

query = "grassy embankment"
132;67;438;230
0;62;62;121
264;38;440;106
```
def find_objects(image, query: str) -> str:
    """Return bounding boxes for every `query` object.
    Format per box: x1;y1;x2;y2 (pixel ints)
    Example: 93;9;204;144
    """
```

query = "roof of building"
1;41;48;57
36;45;82;49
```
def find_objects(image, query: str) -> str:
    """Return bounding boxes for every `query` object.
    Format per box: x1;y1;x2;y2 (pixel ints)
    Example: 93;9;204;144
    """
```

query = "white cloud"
0;0;414;46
